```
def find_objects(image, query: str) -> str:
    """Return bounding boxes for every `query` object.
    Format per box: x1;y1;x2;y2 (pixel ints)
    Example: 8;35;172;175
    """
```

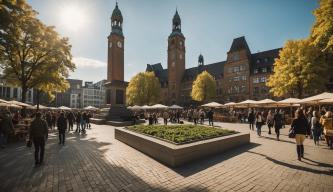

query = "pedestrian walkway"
0;122;332;192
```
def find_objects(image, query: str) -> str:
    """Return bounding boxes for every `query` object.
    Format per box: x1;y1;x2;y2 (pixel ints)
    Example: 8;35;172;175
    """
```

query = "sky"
27;0;318;83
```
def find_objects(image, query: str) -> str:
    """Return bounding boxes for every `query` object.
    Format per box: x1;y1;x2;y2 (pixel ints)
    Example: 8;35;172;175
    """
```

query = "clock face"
179;41;183;46
117;41;122;48
109;42;112;48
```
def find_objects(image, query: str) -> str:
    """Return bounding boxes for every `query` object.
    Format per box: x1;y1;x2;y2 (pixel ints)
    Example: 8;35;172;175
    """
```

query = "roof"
229;36;250;53
146;63;168;83
250;48;281;74
111;3;123;23
182;61;225;81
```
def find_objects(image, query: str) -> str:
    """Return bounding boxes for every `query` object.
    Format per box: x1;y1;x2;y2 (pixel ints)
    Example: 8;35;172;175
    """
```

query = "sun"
60;5;87;31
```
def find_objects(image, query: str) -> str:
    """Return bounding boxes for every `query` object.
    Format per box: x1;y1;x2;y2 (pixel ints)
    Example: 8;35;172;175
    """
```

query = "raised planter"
115;127;250;167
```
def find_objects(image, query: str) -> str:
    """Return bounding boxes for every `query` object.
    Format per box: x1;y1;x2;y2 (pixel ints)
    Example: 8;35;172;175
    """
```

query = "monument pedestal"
105;80;133;123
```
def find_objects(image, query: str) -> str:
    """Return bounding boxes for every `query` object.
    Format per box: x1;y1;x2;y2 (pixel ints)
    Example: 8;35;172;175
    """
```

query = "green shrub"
126;124;237;144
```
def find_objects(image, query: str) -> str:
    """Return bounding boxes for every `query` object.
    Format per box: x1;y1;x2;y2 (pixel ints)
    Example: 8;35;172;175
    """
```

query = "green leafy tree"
0;0;75;102
267;39;327;98
126;72;161;105
191;71;216;102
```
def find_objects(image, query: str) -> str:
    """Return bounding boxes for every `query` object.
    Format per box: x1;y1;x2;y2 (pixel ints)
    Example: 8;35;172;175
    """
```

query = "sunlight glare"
60;5;87;31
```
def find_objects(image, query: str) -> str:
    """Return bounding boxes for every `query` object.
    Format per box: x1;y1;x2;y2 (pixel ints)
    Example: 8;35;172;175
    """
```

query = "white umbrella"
0;99;9;103
8;100;32;107
151;104;168;109
224;102;236;107
299;92;333;104
129;105;141;110
84;106;98;110
234;100;257;108
169;104;183;109
33;105;48;109
141;105;151;110
275;98;301;107
58;106;71;110
201;102;223;108
0;103;22;108
318;98;333;104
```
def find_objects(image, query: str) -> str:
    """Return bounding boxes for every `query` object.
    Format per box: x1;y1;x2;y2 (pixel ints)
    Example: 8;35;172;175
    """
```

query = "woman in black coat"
290;109;310;161
57;113;67;145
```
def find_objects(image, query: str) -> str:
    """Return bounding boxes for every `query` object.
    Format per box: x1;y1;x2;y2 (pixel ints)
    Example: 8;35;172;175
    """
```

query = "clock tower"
167;10;185;104
107;2;124;82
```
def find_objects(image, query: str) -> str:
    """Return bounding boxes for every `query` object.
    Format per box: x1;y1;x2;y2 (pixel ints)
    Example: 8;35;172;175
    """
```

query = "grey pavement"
0;121;333;192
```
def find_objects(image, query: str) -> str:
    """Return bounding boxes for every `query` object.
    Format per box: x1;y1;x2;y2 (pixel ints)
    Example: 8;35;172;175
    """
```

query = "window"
262;67;267;73
253;77;259;83
264;58;269;62
228;67;233;73
256;59;261;64
254;68;258;74
240;65;245;71
233;66;240;73
260;76;266;83
254;87;259;94
234;76;239;81
232;53;239;61
241;76;247;81
240;85;246;93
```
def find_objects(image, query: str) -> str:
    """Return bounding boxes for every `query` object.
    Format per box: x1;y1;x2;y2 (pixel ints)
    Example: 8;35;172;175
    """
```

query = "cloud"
72;57;106;68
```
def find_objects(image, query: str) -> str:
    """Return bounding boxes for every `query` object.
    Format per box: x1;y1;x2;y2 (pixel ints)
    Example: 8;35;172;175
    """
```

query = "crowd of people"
0;109;94;166
135;108;214;126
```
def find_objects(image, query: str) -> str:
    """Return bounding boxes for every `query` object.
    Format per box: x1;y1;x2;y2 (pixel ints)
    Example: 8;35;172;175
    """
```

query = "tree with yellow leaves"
266;39;327;98
191;71;216;102
126;72;161;105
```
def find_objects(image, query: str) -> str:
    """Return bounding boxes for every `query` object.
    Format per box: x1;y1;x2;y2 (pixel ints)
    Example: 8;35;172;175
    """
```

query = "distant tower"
167;9;186;104
198;54;204;66
107;2;124;82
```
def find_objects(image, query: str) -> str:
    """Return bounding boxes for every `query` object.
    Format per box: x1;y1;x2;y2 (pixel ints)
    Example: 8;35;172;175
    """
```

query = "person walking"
29;112;48;166
163;110;169;125
311;111;321;145
57;113;67;145
273;110;283;141
193;109;199;125
255;111;263;136
200;109;205;124
290;109;310;161
75;112;82;133
320;111;333;148
45;112;52;130
266;110;274;135
0;111;15;148
67;112;75;131
207;109;214;126
248;110;255;131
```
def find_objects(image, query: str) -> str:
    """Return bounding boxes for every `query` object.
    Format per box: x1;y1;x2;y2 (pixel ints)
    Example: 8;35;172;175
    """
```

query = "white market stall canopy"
84;106;98;110
0;99;9;104
58;106;71;110
33;105;48;109
8;100;32;108
224;102;236;107
234;100;258;108
150;104;168;109
169;104;183;109
128;105;141;110
299;92;333;104
0;102;22;108
318;98;333;104
141;105;151;110
201;102;223;108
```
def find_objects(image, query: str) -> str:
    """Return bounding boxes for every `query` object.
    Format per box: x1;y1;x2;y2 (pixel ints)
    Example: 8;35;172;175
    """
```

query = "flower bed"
126;124;237;144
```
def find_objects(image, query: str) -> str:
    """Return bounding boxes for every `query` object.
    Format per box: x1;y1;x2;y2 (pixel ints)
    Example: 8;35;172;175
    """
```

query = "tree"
310;0;333;52
266;39;327;98
0;0;75;102
126;72;161;105
191;71;216;102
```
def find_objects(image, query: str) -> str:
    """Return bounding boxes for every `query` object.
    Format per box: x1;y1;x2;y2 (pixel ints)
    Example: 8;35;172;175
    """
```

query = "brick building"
145;10;281;105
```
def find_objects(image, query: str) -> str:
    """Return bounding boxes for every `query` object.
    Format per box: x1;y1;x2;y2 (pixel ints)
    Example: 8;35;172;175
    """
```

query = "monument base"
107;105;133;122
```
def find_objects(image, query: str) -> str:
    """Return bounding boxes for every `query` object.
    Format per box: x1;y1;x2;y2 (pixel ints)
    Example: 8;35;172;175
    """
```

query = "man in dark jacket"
207;109;214;126
248;110;255;131
273;110;283;141
57;113;67;145
0;111;15;148
29;112;48;165
66;112;75;131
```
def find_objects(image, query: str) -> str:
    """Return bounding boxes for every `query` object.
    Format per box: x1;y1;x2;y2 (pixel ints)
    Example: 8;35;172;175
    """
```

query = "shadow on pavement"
248;151;333;176
173;142;261;177
0;130;209;192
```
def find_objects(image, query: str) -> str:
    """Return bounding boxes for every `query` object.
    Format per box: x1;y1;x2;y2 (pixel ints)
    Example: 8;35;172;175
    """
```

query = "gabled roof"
146;63;168;83
251;48;281;67
183;61;225;81
229;36;250;53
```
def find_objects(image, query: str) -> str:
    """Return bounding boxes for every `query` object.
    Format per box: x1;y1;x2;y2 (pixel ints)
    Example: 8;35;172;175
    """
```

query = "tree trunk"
21;85;27;103
36;89;40;111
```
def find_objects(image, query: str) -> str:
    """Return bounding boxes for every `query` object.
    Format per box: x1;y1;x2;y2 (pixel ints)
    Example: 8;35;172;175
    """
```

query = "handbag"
288;128;296;138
